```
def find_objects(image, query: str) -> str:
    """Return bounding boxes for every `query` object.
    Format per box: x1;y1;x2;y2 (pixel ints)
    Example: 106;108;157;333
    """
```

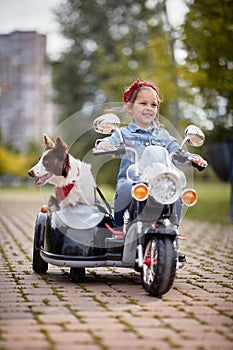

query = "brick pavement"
0;189;232;350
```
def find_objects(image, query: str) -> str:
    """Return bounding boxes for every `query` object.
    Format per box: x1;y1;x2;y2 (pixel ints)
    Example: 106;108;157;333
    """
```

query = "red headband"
123;79;160;103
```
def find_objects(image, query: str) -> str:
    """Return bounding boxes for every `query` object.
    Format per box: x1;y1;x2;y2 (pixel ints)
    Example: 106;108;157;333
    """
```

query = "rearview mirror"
181;125;205;148
93;113;120;134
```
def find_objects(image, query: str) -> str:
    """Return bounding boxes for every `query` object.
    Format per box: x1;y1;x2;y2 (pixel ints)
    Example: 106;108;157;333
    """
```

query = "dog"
28;134;96;210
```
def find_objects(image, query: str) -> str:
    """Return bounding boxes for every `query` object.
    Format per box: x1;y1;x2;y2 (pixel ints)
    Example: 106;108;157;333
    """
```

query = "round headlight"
150;172;180;204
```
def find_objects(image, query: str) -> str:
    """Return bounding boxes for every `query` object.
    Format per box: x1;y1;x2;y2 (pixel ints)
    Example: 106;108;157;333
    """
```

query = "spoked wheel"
32;213;48;273
70;267;86;283
141;236;177;297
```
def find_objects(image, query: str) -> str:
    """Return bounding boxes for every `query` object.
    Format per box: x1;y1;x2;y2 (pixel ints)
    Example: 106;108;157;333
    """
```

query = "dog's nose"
28;169;35;178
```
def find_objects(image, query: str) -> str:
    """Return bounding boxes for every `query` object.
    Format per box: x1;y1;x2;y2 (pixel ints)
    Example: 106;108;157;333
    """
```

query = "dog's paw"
48;195;60;212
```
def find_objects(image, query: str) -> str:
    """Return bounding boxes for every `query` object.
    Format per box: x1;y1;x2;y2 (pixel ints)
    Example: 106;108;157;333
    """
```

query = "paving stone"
0;190;232;350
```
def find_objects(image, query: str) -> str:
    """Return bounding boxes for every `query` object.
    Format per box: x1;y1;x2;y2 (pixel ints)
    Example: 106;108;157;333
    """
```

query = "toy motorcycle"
32;114;205;297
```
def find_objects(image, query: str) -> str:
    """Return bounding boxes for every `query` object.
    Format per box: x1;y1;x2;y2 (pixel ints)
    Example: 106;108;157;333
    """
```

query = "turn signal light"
132;183;149;201
181;189;197;207
41;205;48;213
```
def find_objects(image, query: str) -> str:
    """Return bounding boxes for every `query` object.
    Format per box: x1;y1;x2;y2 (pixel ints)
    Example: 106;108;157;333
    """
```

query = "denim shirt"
96;120;192;186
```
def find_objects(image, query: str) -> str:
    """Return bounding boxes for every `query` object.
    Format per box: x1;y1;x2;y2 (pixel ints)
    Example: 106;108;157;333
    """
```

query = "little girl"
96;79;207;227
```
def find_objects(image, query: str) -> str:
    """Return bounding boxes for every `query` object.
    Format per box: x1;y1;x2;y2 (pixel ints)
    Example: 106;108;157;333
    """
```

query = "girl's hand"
192;155;208;168
96;141;117;151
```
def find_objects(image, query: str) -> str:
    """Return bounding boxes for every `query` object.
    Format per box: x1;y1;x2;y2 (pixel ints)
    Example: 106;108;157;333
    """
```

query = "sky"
0;0;188;60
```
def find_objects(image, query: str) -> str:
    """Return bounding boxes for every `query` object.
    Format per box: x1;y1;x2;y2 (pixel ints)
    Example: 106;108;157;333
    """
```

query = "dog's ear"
55;136;67;151
43;134;55;149
54;136;68;161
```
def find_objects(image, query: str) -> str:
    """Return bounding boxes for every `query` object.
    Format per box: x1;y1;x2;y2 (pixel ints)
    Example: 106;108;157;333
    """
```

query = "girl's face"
128;88;159;129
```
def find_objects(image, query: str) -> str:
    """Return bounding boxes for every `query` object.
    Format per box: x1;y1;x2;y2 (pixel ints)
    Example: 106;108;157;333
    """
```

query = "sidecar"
32;203;130;282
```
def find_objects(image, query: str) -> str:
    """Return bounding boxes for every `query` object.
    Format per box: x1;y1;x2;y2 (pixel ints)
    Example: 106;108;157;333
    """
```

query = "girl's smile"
129;89;159;129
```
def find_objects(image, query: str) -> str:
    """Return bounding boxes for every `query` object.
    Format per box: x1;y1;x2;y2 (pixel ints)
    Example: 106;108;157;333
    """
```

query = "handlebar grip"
93;149;118;156
191;161;206;172
172;150;189;163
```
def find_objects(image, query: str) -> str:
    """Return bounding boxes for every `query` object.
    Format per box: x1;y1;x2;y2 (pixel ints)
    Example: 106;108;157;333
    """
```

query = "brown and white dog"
28;134;96;210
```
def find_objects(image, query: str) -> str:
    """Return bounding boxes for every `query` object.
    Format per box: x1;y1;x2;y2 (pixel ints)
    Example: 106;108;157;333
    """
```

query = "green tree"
181;0;233;219
181;0;233;139
52;0;182;124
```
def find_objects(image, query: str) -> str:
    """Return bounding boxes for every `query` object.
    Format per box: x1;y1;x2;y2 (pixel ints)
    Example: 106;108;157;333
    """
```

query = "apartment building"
0;31;54;151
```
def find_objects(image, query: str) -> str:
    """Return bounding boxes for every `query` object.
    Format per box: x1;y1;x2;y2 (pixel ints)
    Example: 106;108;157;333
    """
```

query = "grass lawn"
0;181;232;225
101;181;232;225
184;181;232;225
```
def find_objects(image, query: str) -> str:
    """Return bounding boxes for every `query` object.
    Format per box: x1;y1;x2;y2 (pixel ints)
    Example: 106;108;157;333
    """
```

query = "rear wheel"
70;267;86;283
141;236;177;297
32;214;48;273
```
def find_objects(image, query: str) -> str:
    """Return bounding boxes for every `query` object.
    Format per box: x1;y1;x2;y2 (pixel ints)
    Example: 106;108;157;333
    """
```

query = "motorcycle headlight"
150;172;181;205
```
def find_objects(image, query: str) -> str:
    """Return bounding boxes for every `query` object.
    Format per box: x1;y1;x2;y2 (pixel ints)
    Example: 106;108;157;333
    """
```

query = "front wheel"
141;236;177;297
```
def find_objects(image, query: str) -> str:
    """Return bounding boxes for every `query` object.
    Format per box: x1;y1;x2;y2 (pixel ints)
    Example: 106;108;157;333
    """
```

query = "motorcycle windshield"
144;162;187;189
55;204;105;229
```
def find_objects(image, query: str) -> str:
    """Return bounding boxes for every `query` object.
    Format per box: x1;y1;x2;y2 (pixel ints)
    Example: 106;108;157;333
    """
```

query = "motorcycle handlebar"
93;145;126;156
94;146;206;172
172;150;189;163
191;161;206;172
172;150;206;171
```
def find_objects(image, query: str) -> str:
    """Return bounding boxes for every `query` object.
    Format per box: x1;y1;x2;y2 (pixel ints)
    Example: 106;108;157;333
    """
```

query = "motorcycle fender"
35;212;47;249
122;223;138;264
156;226;178;236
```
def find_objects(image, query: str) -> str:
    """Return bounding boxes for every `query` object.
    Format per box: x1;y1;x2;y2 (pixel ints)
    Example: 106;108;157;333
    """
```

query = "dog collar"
55;182;75;202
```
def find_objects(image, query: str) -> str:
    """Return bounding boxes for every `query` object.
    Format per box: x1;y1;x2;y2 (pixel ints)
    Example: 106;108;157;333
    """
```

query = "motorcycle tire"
70;267;86;283
141;236;177;297
32;214;48;274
